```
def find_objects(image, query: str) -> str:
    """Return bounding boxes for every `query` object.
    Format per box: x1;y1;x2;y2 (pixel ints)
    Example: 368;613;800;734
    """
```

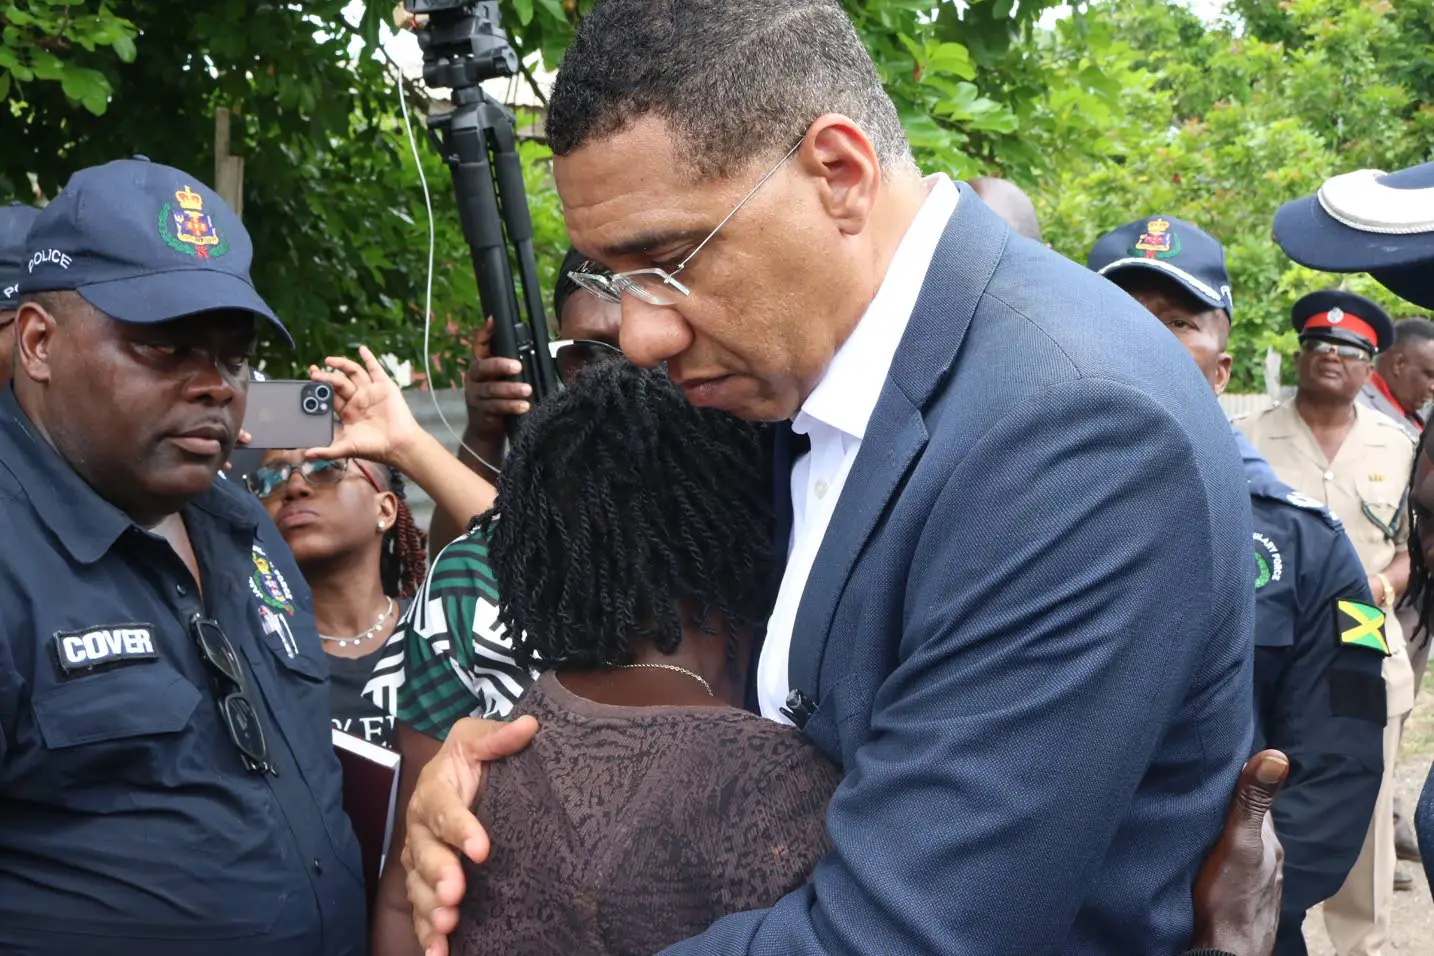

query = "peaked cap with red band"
1291;289;1393;354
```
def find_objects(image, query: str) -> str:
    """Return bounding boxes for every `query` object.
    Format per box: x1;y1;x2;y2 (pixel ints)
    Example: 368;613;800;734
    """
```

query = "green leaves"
1036;0;1431;390
0;1;137;113
58;63;110;113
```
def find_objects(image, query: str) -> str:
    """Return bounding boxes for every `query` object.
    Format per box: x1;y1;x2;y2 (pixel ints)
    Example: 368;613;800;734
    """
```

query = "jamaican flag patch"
1335;600;1390;656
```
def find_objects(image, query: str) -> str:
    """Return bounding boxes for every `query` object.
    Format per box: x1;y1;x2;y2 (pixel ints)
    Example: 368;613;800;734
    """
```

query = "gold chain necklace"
615;663;713;697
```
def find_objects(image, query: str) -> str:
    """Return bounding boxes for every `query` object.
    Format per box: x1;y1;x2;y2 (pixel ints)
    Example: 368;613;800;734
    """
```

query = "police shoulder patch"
1252;532;1283;590
1334;600;1390;656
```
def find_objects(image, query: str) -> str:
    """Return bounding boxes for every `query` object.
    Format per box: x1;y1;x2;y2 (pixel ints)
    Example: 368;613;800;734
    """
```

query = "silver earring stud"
378;521;386;530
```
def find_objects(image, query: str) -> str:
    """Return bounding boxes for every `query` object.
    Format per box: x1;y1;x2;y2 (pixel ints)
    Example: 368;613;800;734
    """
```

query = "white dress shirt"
757;175;960;722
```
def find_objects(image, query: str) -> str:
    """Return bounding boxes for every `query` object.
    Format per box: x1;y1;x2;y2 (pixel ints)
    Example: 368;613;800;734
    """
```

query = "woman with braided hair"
445;359;841;956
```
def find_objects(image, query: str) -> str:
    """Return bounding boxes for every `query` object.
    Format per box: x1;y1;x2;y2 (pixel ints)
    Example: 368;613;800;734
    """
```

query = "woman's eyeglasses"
245;458;381;500
189;614;275;775
549;338;624;385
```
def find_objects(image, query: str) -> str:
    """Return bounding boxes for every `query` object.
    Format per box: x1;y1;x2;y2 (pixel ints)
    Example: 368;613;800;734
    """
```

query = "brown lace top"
453;671;841;956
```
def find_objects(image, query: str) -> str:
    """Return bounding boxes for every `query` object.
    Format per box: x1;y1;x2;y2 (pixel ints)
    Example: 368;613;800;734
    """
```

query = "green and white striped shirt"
390;528;534;740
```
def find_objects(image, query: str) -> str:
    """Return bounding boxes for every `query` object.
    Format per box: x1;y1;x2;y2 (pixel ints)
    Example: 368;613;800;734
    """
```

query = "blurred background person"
1360;317;1434;439
429;248;621;552
248;447;428;749
967;176;1043;243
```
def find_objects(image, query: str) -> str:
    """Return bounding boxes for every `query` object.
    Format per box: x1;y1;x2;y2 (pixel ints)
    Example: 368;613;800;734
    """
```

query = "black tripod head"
409;2;516;94
404;0;560;428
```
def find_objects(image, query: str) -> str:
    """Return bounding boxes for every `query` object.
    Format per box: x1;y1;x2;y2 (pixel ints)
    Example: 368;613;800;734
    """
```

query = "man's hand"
1191;750;1290;956
403;715;538;956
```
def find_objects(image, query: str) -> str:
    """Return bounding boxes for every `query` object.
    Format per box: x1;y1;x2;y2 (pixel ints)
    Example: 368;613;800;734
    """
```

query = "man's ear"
1213;352;1233;397
15;301;58;384
802;114;882;238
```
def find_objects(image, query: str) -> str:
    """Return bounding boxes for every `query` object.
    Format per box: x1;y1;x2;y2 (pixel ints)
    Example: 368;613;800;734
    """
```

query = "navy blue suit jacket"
666;188;1255;955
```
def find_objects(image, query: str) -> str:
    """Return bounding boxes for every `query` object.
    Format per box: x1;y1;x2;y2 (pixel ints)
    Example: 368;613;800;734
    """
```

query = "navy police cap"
1086;214;1234;318
1275;163;1434;311
1291;289;1393;354
22;157;289;343
0;202;41;310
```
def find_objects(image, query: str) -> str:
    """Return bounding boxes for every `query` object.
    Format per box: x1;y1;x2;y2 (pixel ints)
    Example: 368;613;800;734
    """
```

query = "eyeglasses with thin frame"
245;458;382;500
567;139;804;308
1302;339;1373;363
189;614;275;776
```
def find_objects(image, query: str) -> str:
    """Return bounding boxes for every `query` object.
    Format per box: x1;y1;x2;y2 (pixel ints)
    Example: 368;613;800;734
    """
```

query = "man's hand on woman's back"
404;726;1291;956
402;715;538;956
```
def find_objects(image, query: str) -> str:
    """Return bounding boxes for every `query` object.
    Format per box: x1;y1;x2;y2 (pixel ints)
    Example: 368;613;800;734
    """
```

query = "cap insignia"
1131;217;1181;260
158;185;228;260
1329;306;1345;324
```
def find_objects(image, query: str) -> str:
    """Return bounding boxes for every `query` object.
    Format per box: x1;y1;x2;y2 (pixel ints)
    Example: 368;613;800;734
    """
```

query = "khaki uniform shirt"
1237;400;1417;716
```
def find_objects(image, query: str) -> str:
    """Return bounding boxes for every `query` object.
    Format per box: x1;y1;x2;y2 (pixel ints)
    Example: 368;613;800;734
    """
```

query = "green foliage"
0;2;137;114
1036;0;1432;391
503;0;1131;182
3;0;1430;392
0;1;490;379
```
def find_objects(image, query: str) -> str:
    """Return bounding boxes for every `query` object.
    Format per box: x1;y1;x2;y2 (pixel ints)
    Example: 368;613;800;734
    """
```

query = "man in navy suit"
399;1;1258;953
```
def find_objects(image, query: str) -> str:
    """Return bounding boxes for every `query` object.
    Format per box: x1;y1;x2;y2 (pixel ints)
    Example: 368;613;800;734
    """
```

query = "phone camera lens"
302;396;320;414
314;384;333;402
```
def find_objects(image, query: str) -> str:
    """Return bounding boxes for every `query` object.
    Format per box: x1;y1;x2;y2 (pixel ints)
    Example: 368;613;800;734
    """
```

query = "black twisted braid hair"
477;361;775;671
377;466;429;600
1403;428;1432;637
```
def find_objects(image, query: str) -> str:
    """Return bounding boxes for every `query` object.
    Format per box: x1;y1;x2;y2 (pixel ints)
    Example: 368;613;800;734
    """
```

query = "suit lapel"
786;186;1010;698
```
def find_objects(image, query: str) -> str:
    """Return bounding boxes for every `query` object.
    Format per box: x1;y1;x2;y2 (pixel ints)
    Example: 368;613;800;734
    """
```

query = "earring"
378;520;387;530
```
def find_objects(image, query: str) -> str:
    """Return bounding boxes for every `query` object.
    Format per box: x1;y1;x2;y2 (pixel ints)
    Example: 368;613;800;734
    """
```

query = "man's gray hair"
546;0;916;179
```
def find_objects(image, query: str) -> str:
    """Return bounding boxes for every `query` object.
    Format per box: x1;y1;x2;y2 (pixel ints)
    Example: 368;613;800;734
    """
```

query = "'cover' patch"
53;624;158;674
1335;600;1389;655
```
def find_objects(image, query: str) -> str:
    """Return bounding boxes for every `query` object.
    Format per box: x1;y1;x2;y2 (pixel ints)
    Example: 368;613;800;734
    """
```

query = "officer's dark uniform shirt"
0;386;366;956
1246;467;1386;954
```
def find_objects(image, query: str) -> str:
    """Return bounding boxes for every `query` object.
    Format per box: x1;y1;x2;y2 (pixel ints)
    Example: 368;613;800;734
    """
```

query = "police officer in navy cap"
1275;161;1434;902
1089;216;1386;956
0;158;365;955
1087;214;1281;485
0;201;41;388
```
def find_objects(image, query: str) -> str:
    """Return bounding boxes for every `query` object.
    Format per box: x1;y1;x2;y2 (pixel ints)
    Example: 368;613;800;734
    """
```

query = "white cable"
396;66;505;476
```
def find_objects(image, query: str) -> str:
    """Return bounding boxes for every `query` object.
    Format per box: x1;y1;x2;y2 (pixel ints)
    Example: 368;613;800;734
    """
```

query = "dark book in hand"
333;728;402;911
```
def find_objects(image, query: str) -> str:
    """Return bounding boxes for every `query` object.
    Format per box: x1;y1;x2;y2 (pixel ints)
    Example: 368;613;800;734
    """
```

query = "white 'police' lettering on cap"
52;624;159;674
27;248;72;273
